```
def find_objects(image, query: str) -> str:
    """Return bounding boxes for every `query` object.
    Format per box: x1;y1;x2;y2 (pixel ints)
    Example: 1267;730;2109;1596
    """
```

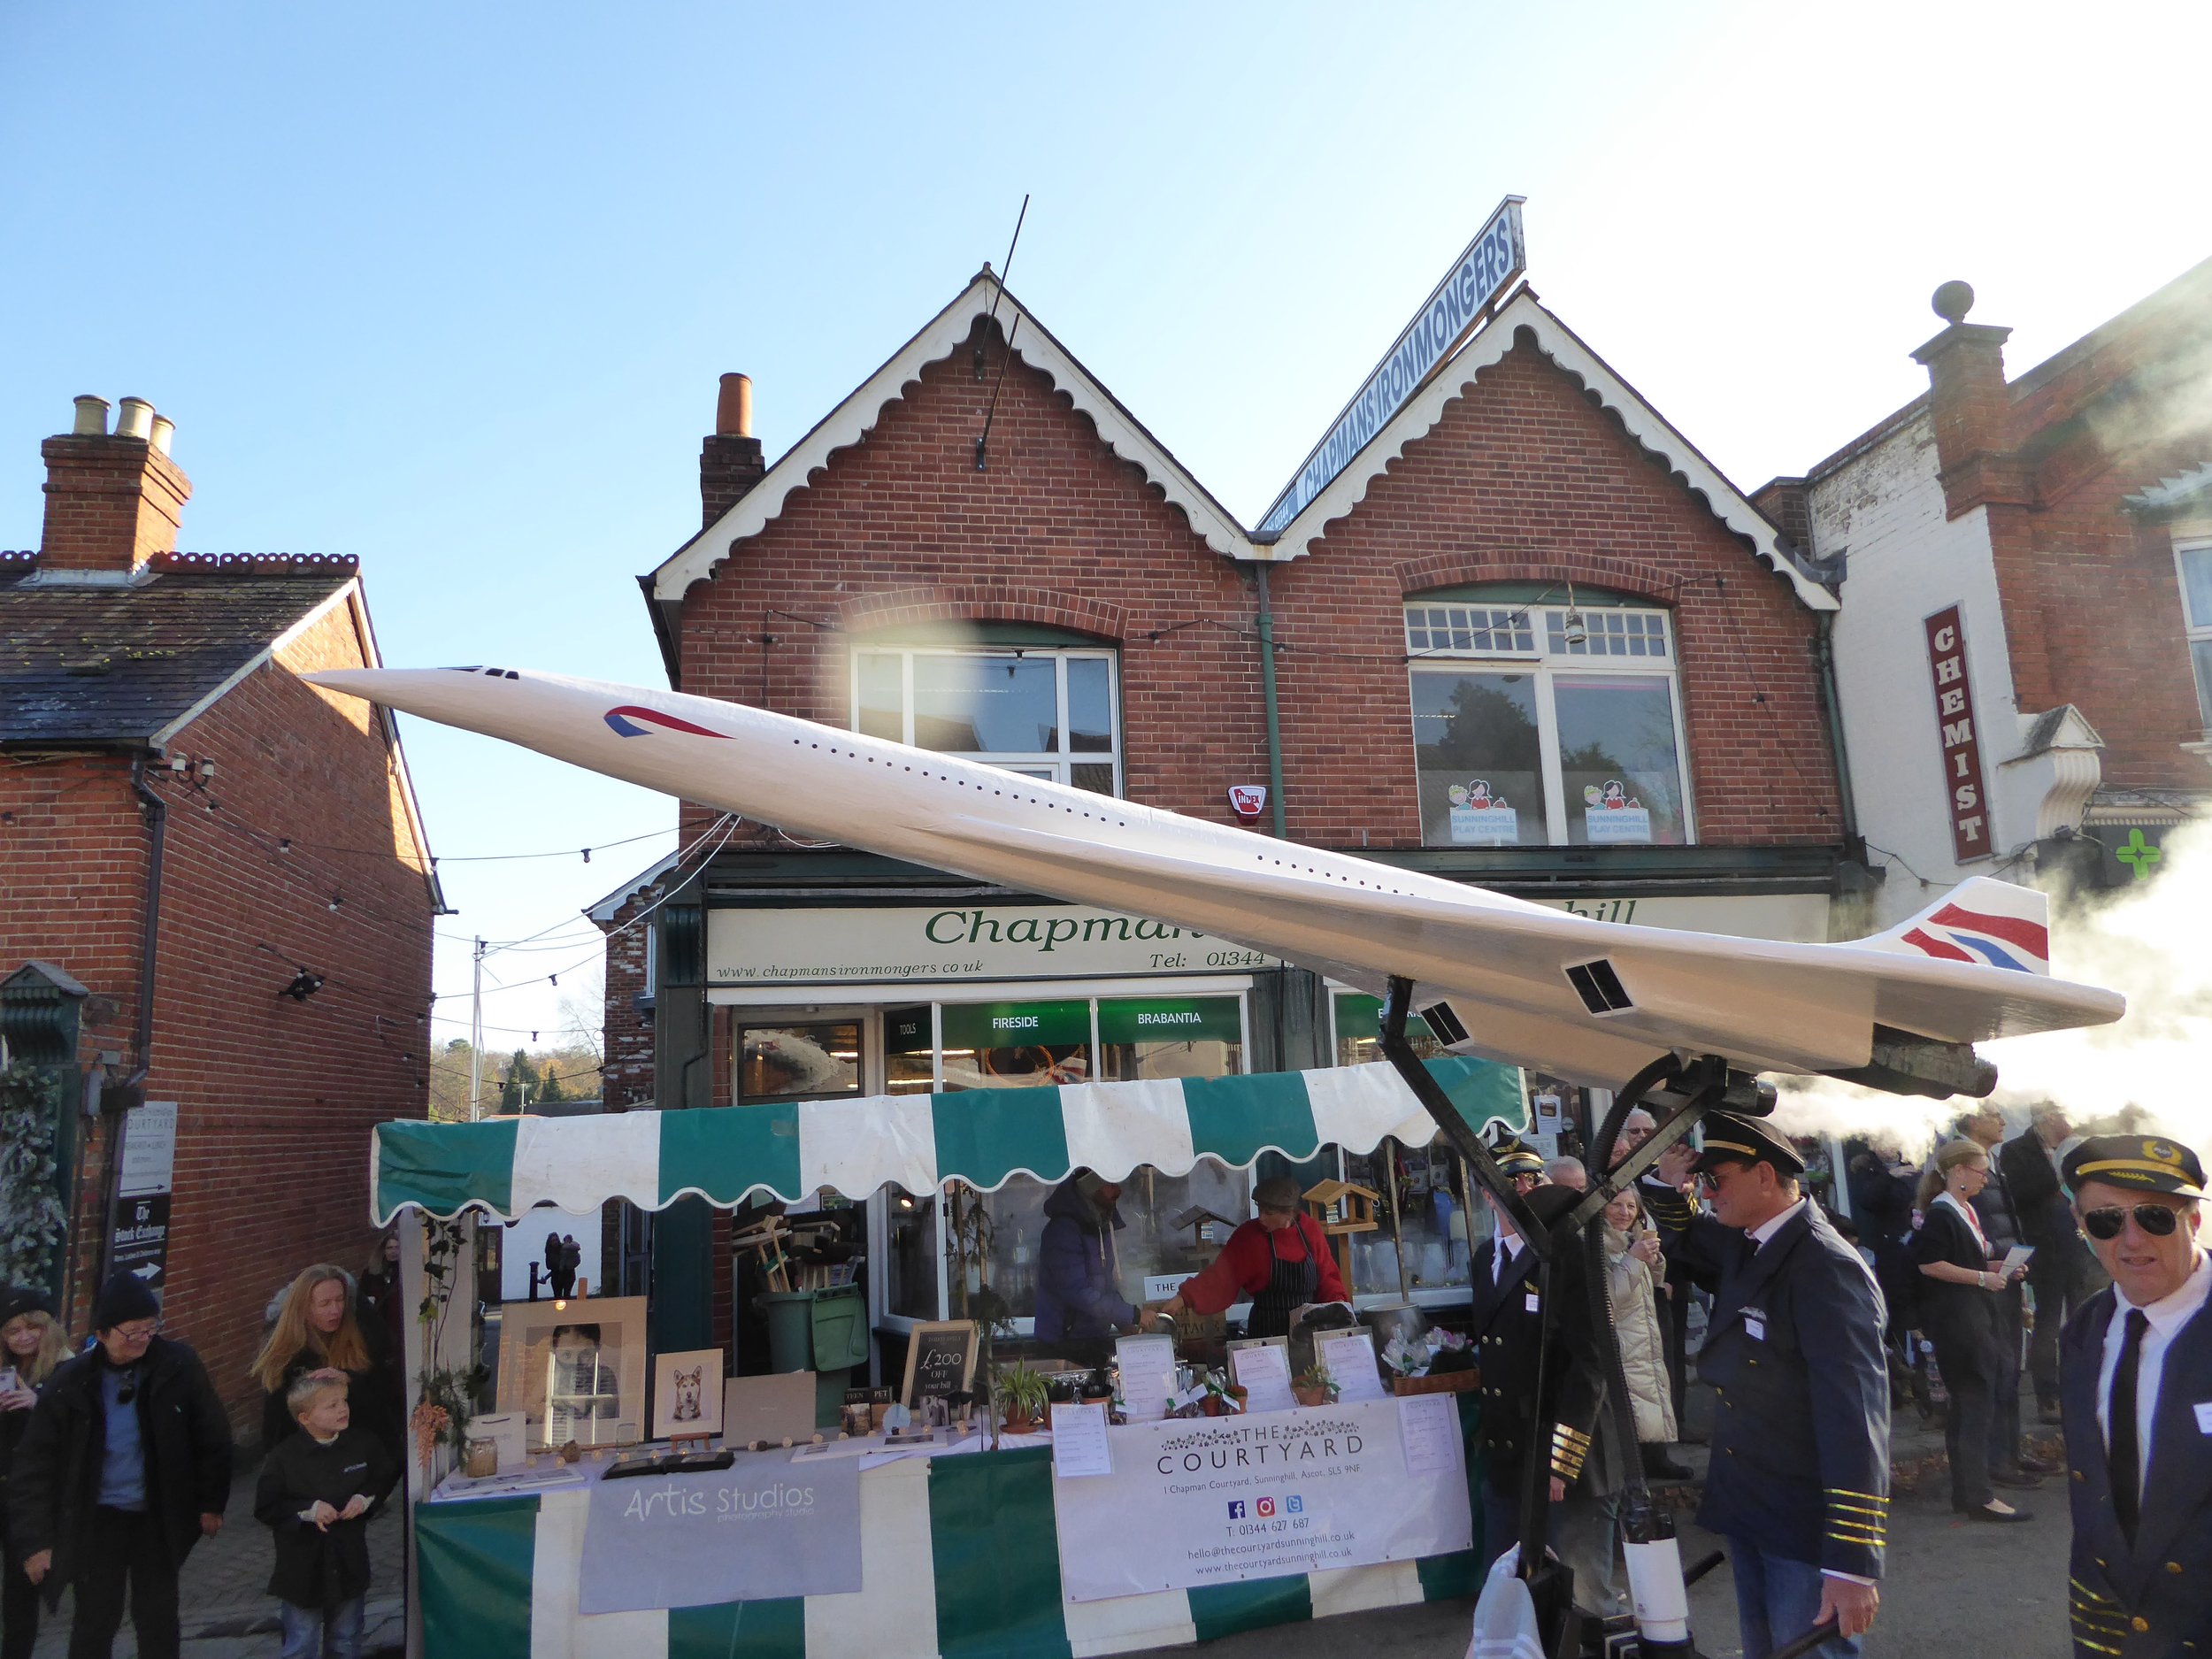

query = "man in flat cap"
1676;1112;1888;1658
2057;1134;2212;1656
1466;1141;1615;1594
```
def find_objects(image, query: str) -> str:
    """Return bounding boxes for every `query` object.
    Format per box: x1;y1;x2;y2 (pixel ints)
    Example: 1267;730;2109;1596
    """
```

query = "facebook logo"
1286;1494;1304;1514
1226;1501;1246;1519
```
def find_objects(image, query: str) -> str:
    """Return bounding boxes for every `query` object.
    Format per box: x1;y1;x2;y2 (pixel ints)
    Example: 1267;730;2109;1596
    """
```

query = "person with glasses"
6;1273;233;1659
2056;1135;2212;1657
1908;1137;2035;1524
1676;1112;1888;1658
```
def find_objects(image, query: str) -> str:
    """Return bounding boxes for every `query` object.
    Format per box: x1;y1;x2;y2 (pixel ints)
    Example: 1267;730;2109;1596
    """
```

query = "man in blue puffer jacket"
1033;1172;1156;1359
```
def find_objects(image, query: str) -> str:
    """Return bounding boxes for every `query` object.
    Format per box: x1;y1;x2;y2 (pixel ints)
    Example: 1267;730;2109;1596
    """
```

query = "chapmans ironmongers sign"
707;902;1280;986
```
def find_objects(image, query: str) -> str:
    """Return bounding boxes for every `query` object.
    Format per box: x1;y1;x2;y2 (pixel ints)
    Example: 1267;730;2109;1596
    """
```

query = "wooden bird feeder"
1168;1204;1242;1252
1301;1179;1380;1285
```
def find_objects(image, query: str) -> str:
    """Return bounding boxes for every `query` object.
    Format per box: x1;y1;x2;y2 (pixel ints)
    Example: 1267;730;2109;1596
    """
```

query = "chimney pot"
72;396;111;437
716;373;753;439
148;414;175;457
115;397;155;442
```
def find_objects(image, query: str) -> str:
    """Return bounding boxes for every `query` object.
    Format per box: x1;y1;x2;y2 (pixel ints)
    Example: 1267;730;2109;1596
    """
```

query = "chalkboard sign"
900;1320;979;1417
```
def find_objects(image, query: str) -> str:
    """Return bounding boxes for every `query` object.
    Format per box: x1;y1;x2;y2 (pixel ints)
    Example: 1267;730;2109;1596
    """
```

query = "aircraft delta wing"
310;667;2124;1094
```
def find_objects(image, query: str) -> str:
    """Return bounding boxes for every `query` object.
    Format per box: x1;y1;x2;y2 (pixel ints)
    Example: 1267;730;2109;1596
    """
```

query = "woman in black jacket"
1909;1139;2031;1524
0;1286;69;1659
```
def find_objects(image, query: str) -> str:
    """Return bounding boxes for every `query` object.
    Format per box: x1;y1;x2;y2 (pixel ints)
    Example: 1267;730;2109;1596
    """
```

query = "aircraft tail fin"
1858;877;2052;975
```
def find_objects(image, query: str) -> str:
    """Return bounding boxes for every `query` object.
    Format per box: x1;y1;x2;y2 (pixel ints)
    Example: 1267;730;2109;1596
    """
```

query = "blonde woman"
250;1265;401;1465
1601;1190;1683;1465
1909;1139;2031;1523
2;1286;68;1659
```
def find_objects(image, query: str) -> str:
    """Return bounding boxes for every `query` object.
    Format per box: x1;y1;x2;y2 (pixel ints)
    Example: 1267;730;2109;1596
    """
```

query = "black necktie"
2109;1309;2150;1539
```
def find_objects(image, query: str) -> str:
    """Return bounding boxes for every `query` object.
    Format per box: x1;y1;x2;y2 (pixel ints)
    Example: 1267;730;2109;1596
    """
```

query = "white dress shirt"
1493;1231;1525;1285
1748;1197;1809;1251
2096;1248;2212;1485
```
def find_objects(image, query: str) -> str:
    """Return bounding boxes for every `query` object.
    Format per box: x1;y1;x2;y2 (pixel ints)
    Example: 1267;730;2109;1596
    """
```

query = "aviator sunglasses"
2081;1203;2184;1241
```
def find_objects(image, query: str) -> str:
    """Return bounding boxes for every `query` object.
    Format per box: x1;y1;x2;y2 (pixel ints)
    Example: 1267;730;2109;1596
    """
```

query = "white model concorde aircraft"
311;667;2124;1095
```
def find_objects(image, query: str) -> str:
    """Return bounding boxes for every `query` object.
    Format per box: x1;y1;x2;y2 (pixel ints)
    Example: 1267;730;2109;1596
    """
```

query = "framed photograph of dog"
652;1348;726;1441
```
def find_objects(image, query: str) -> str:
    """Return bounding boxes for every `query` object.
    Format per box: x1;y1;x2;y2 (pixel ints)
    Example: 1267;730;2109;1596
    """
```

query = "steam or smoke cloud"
1772;820;2212;1164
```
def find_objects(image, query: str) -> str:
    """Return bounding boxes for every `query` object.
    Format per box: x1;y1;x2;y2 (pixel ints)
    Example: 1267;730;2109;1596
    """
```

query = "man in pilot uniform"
1678;1113;1887;1658
1467;1141;1615;1589
2058;1135;2212;1657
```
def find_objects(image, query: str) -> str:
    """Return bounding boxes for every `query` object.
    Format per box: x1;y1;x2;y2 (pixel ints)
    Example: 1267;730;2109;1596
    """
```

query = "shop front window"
737;1022;861;1102
1333;991;1483;1294
1098;995;1243;1080
853;645;1120;794
1331;993;1440;1067
939;1000;1093;1091
885;1005;933;1095
886;1186;939;1319
1408;589;1693;848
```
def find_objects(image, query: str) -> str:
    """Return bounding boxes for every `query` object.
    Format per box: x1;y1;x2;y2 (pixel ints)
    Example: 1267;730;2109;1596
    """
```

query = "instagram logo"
1256;1498;1277;1517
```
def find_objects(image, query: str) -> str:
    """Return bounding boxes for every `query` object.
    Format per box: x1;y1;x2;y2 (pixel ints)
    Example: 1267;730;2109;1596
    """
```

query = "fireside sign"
1050;1396;1469;1601
1924;606;1993;863
1256;197;1525;535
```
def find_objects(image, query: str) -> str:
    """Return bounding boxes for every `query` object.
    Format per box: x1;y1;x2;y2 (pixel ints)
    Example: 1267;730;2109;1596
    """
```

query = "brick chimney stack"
1911;282;2030;518
700;372;766;528
40;394;193;576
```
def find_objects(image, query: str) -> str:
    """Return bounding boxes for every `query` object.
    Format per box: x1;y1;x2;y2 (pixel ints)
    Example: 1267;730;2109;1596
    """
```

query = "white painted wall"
1814;412;2026;927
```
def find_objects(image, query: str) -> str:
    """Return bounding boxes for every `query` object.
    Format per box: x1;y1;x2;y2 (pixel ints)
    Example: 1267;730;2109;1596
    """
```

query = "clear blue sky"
5;3;2206;1058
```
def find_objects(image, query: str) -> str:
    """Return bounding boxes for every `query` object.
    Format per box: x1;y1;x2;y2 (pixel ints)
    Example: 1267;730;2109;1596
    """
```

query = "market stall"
380;1057;1519;1659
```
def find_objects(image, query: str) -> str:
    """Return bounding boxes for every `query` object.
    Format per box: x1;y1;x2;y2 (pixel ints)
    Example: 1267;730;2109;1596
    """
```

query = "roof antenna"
975;193;1030;469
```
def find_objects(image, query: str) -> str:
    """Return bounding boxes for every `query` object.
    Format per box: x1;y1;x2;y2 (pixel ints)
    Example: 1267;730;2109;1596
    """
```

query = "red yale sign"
1924;606;1993;862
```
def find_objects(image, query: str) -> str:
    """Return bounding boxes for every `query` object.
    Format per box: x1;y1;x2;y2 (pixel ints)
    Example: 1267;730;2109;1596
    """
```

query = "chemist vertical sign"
1924;607;1993;863
110;1101;178;1290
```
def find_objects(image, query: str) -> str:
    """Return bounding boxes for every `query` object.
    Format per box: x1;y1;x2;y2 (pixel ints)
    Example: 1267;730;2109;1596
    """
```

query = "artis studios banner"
578;1455;863;1614
1051;1398;1471;1602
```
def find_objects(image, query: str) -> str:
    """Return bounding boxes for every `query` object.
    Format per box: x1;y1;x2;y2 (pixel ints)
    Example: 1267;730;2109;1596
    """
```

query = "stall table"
416;1398;1484;1659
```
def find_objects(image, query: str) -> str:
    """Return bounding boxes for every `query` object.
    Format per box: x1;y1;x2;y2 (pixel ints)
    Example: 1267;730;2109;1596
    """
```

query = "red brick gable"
1274;338;1842;848
677;321;1270;826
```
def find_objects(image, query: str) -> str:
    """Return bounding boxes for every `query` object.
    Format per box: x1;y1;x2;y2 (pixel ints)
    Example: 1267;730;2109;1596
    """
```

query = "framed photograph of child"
496;1296;649;1450
652;1348;726;1440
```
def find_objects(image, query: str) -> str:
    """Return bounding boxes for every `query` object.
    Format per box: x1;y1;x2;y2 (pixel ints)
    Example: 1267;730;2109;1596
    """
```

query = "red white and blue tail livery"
1865;879;2053;975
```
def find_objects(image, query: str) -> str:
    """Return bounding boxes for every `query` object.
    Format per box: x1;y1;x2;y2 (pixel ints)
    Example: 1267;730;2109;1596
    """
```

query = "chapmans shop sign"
708;903;1282;986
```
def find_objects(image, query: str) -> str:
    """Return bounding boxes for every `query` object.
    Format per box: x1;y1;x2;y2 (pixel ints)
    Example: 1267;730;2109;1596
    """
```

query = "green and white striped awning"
371;1059;1522;1224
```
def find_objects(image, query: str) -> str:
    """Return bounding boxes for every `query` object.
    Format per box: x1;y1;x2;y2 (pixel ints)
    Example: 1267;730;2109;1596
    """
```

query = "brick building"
0;395;441;1430
1757;257;2212;926
595;268;1855;1361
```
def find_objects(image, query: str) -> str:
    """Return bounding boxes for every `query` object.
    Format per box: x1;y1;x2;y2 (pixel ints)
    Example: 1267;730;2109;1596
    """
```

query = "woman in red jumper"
1157;1176;1349;1339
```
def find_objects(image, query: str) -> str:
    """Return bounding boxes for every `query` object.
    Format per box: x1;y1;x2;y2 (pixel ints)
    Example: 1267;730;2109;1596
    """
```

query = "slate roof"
0;550;359;747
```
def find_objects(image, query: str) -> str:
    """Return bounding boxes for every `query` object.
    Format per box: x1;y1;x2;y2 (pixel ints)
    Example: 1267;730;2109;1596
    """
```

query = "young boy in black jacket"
254;1374;396;1659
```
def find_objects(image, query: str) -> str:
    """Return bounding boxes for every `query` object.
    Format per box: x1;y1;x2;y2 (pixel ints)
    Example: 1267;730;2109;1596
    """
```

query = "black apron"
1247;1218;1322;1340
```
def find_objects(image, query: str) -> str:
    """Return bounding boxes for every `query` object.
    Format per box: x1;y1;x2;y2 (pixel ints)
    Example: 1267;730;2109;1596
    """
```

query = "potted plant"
1293;1363;1337;1408
996;1363;1050;1434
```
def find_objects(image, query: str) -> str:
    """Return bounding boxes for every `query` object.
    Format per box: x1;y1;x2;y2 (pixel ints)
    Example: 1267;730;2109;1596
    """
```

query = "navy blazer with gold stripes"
1680;1202;1891;1578
2060;1276;2212;1657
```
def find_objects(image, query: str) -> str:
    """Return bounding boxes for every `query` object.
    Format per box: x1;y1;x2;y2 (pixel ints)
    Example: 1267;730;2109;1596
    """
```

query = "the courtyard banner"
1050;1396;1471;1601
